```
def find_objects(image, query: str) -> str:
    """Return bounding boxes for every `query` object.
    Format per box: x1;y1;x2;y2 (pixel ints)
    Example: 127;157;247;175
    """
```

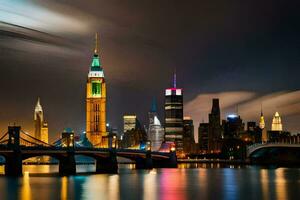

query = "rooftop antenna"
94;32;99;54
173;68;177;88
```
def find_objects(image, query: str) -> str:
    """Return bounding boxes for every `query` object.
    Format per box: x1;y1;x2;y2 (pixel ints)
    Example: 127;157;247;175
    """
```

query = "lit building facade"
123;115;137;133
61;128;75;148
259;109;268;143
121;115;147;148
164;72;184;153
41;122;49;144
183;116;195;154
147;99;164;151
34;98;48;143
271;112;283;131
86;34;107;147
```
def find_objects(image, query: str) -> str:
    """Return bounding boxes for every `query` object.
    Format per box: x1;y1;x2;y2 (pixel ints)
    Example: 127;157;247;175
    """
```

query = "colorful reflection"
143;169;157;200
275;168;287;200
108;175;120;200
159;169;186;200
0;165;4;175
21;171;32;200
61;176;68;200
0;165;299;200
260;169;269;200
198;169;208;199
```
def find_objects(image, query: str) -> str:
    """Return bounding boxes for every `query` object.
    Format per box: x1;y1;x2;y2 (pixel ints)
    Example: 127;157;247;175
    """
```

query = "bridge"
247;143;300;165
0;126;177;176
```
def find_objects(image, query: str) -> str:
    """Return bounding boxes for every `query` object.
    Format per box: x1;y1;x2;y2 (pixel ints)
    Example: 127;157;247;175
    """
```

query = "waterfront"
0;164;299;200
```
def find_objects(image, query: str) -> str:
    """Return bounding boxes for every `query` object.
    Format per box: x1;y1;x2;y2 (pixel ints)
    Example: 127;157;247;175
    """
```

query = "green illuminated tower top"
89;33;104;77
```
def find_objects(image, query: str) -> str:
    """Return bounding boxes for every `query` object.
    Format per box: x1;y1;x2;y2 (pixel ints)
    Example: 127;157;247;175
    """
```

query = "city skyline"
0;0;300;141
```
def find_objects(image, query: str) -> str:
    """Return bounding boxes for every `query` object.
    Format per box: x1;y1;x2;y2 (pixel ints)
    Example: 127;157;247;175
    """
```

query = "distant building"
86;33;107;147
198;123;209;153
61;128;75;147
247;122;256;132
222;114;244;138
259;109;265;129
208;99;222;153
244;121;261;143
123;115;137;133
147;99;164;151
164;72;184;154
121;115;147;148
34;98;48;144
183;117;195;154
259;109;268;143
271;112;283;131
41;122;49;144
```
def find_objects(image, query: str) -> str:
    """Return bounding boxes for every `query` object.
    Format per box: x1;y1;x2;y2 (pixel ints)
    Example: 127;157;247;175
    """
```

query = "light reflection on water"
0;164;299;200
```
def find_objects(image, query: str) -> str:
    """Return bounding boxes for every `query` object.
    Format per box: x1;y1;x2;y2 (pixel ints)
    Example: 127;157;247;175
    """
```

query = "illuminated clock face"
92;80;101;97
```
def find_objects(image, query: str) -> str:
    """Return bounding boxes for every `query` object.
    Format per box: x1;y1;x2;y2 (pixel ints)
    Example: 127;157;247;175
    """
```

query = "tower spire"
173;68;177;88
150;97;157;112
260;103;263;116
94;32;99;54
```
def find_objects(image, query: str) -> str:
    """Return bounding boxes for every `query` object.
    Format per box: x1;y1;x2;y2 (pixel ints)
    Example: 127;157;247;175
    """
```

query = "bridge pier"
5;126;23;176
59;152;76;176
5;153;23;176
135;151;153;169
153;151;178;168
96;150;118;174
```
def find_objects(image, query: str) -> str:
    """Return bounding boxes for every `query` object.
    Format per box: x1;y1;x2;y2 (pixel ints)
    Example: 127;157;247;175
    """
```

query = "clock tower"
86;33;107;147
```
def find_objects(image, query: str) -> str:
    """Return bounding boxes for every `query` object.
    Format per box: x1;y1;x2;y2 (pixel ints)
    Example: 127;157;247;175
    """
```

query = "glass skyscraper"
164;72;184;153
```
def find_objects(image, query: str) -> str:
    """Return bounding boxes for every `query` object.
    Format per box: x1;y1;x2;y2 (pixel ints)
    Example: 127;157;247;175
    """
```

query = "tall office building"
147;99;164;151
183;116;195;154
122;115;147;148
86;33;107;147
271;112;283;131
208;98;222;152
223;114;244;138
198;123;209;153
164;72;184;153
34;98;48;143
259;109;268;142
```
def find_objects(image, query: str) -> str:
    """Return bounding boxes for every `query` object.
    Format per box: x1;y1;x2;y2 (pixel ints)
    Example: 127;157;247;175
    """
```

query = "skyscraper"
147;99;164;151
183;116;195;154
122;114;147;148
208;98;222;153
164;71;184;153
86;33;107;147
223;114;244;138
198;123;209;153
123;115;137;133
259;108;268;143
34;98;48;143
271;112;283;131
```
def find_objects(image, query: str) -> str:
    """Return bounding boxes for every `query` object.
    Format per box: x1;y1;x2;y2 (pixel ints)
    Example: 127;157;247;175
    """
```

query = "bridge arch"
248;144;300;165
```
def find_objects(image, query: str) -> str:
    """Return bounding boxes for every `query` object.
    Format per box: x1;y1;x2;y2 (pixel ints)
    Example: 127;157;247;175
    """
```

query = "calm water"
0;164;300;200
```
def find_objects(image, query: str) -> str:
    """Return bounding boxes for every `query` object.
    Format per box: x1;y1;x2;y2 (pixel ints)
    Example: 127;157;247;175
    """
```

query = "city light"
0;1;299;199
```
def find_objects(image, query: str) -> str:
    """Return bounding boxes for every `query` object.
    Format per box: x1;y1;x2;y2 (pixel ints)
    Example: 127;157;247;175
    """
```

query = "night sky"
0;0;299;141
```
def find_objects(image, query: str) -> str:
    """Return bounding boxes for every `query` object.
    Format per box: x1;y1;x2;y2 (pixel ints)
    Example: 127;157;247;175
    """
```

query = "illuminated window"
165;89;171;96
176;89;182;95
92;81;101;96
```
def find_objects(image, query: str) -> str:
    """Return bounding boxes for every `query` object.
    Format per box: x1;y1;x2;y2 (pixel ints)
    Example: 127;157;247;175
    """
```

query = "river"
0;164;299;200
